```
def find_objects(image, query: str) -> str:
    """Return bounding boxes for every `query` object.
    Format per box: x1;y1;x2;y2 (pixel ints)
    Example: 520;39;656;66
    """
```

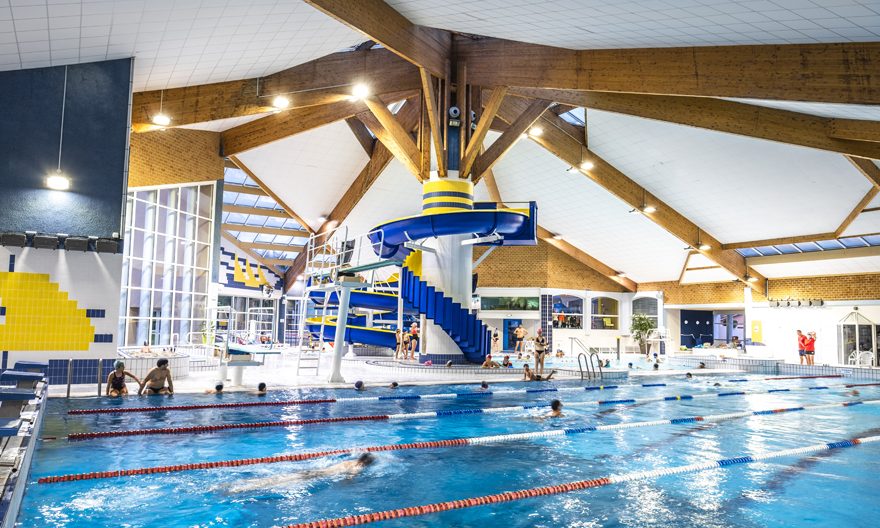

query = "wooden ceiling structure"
131;0;880;293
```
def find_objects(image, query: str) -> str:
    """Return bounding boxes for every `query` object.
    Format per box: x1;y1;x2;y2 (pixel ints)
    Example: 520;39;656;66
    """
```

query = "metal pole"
328;284;352;383
97;358;103;396
66;359;72;398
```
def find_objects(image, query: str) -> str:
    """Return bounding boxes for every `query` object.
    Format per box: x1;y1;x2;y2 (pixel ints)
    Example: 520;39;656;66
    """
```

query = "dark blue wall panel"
0;58;132;237
680;309;714;348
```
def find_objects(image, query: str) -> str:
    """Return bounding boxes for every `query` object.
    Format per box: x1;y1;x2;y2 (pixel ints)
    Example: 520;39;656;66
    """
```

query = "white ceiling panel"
342;158;423;238
751;255;880;278
724;98;880;120
0;0;363;91
842;210;880;237
177;111;272;132
236;120;369;232
487;132;688;283
586;109;872;243
388;0;880;50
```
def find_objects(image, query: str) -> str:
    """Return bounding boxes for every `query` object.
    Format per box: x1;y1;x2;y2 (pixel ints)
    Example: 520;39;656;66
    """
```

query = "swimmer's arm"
138;369;155;395
124;370;141;384
166;370;174;393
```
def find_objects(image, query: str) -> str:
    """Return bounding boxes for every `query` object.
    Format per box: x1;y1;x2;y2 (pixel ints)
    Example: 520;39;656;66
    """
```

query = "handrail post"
66;359;72;398
97;358;103;396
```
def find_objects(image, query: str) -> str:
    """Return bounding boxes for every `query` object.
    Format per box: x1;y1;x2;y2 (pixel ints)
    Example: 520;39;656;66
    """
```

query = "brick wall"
641;274;880;304
474;241;625;291
128;129;224;187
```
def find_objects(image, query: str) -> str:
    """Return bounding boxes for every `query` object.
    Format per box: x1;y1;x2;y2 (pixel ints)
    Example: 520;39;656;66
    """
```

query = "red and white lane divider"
67;374;858;416
38;399;874;484
280;434;880;527
65;382;877;441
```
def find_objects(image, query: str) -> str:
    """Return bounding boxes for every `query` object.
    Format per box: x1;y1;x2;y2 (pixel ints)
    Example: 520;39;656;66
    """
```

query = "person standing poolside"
796;330;806;365
534;328;548;375
408;322;419;360
106;360;140;397
394;329;403;360
492;330;501;354
804;331;817;366
138;358;174;395
513;324;527;355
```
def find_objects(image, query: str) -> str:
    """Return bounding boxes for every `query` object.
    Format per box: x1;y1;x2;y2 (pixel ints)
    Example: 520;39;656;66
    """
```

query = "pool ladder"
571;337;603;381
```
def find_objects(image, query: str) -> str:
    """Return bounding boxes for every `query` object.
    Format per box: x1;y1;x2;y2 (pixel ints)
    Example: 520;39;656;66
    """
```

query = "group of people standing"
394;322;420;360
796;329;817;365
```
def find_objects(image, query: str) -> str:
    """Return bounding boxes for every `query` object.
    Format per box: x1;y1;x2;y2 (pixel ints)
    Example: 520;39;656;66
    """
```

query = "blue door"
504;319;522;351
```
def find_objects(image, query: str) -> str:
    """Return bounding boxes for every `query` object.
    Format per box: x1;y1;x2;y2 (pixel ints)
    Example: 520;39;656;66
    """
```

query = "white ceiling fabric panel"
680;267;737;284
0;0;363;91
586;109;872;243
236;120;369;232
841;210;880;237
342;158;424;240
387;0;880;50
487;132;688;283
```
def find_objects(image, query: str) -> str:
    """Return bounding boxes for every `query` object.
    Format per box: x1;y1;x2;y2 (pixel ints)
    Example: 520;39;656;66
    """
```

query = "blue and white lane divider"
284;433;880;527
385;382;869;421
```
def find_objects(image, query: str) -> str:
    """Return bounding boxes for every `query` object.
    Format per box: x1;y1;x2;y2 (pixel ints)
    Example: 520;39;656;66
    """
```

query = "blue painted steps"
401;266;491;364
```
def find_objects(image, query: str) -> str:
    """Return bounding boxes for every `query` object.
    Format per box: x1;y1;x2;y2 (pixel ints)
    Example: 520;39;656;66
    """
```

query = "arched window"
633;297;659;326
591;297;619;330
552;294;583;329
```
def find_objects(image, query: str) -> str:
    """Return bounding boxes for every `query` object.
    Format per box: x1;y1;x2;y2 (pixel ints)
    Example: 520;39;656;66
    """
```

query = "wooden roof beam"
221;223;309;238
458;36;880;104
221;231;284;276
228;156;315;233
236;241;305;253
362;95;421;176
471;98;552;184
132;48;419;131
305;0;451;78
420;69;447;177
223;183;266;196
495;96;765;291
829;118;880;143
461;86;508;178
506;88;880;160
221;89;415;155
284;102;421;289
481;168;637;292
345;117;376;156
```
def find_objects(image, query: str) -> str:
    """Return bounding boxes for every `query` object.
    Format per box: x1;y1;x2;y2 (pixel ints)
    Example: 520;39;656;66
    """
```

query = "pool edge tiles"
0;383;47;528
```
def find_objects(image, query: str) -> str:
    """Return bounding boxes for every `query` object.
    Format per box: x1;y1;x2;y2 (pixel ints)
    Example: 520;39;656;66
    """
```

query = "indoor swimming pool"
17;374;880;527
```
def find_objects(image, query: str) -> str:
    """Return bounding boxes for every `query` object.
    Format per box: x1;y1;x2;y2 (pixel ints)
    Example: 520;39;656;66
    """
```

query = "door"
504;319;522;351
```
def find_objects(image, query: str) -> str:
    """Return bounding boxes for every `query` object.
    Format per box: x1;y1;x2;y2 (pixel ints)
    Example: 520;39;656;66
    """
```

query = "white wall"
0;247;122;365
750;301;880;365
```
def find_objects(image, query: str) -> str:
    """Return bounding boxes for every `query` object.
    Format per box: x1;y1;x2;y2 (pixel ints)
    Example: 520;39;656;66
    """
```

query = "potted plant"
631;314;657;355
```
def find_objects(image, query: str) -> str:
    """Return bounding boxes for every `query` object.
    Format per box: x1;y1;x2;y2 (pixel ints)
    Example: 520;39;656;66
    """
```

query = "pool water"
17;375;880;527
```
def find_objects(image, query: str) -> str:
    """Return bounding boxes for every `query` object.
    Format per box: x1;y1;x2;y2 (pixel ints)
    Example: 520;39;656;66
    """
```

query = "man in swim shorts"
796;329;806;365
513;324;527;355
138;358;174;395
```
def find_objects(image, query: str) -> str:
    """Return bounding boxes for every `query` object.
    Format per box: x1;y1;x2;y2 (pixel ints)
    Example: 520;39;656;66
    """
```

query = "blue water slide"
308;289;399;311
305;320;397;349
367;205;534;260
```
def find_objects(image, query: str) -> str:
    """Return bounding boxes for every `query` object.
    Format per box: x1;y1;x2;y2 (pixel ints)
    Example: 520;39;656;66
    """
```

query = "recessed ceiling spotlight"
528;126;543;137
272;95;290;109
698;243;711;251
746;275;758;283
351;83;370;100
317;215;328;223
46;172;70;191
580;160;595;171
641;205;656;214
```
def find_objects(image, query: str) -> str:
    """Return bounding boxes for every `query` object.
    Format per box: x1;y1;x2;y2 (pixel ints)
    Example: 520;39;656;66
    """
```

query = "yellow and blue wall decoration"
219;244;283;293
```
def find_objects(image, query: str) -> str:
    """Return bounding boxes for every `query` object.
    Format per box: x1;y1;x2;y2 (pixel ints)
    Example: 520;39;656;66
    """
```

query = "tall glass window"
590;297;619;330
118;183;215;347
632;297;659;326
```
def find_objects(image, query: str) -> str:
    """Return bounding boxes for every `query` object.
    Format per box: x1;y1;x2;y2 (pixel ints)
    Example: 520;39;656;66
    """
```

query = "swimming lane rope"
67;375;863;416
279;434;880;527
39;399;874;483
65;382;877;441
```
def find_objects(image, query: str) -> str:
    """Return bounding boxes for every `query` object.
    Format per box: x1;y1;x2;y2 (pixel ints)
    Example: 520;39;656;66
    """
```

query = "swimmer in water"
685;372;693;379
227;454;376;493
546;399;564;418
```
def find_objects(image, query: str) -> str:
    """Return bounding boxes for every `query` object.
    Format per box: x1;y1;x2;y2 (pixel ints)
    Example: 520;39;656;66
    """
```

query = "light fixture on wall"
745;273;758;283
47;65;71;191
696;228;711;251
633;189;655;213
152;90;171;127
272;95;290;109
528;126;543;137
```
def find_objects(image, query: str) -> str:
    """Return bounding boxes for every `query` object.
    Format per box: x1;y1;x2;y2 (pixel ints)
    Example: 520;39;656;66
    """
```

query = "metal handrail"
589;352;604;380
571;338;605;381
576;352;592;381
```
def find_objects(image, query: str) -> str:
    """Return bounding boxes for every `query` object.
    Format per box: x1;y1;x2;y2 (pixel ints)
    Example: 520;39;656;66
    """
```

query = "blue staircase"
401;254;490;364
